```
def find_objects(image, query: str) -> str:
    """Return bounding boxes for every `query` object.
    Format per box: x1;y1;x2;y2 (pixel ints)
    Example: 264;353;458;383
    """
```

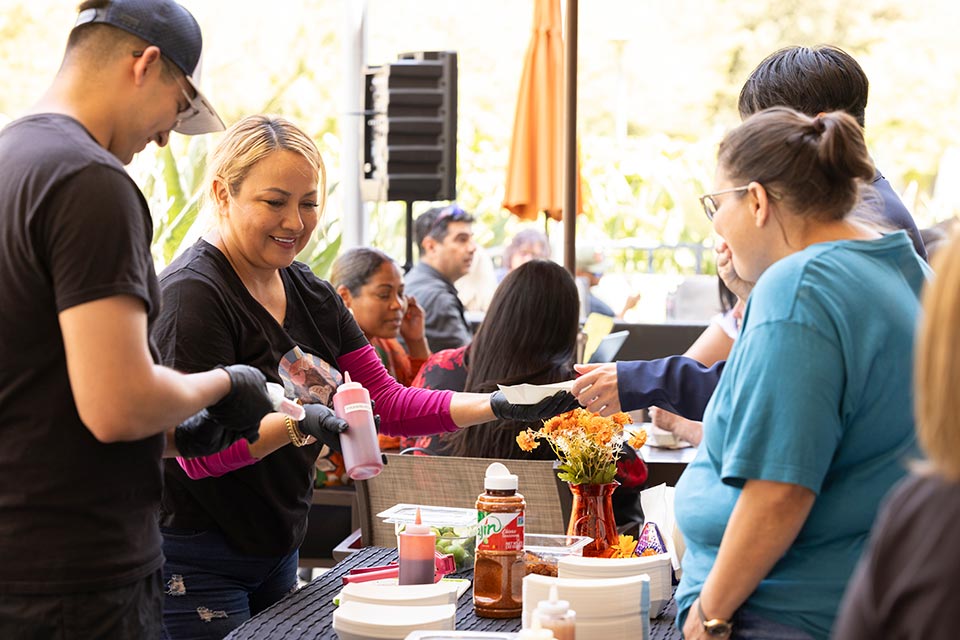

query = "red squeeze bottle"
332;371;383;480
399;508;437;585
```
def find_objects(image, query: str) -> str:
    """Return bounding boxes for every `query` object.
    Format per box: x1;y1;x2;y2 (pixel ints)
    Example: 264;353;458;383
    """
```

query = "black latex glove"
299;403;349;452
371;399;381;433
174;411;244;458
490;390;581;422
206;364;273;444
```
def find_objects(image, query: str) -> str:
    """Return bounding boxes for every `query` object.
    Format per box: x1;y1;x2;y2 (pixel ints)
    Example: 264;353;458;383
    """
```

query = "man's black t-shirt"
0;114;163;594
154;240;367;556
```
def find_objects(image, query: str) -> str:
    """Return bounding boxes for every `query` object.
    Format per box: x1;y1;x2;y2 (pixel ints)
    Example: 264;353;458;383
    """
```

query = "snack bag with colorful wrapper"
280;346;351;485
636;521;669;557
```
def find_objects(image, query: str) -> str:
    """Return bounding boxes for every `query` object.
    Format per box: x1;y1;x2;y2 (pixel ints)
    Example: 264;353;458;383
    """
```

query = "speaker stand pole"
403;200;416;273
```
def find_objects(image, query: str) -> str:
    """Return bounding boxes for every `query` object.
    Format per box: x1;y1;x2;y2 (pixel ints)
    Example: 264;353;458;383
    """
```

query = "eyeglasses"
132;50;200;129
427;204;470;237
699;184;782;221
171;75;201;129
699;186;750;221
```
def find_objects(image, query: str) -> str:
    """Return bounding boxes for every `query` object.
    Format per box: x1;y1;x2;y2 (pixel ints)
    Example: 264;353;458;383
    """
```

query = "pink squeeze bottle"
332;371;383;480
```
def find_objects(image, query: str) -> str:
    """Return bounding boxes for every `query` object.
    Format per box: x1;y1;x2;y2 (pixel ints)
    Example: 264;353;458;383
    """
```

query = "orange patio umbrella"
502;0;582;223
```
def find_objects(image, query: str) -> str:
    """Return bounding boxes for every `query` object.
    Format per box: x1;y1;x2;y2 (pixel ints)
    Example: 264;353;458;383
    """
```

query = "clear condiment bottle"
518;615;556;640
474;462;526;618
534;585;576;640
332;371;383;480
399;508;436;585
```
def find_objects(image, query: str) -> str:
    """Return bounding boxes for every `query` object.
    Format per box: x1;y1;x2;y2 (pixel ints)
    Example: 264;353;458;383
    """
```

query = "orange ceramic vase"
567;481;619;557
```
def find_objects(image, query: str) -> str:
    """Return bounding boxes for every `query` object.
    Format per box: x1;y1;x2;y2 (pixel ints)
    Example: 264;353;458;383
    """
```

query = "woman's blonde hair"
206;115;326;213
915;229;960;480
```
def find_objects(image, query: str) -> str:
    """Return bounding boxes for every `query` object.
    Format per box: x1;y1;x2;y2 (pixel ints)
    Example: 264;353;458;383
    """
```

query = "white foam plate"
337;580;460;607
496;380;575;404
333;602;455;640
558;554;672;617
521;573;650;626
641;422;693;449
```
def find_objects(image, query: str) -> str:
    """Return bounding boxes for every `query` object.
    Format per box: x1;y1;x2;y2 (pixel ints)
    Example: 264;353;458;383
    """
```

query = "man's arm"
572;356;724;420
60;294;231;442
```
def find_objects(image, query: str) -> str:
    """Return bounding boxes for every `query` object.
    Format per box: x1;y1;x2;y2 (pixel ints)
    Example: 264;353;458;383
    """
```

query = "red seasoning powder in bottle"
474;462;525;618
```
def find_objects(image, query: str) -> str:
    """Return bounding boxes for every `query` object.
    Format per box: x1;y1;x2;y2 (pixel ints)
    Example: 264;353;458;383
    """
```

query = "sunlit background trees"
4;0;958;319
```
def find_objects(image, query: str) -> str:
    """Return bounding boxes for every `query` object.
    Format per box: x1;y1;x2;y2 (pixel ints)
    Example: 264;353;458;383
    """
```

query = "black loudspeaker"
362;51;458;202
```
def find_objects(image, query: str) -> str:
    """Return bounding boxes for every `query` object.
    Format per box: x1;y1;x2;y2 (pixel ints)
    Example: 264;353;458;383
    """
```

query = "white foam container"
333;602;456;640
558;553;672;617
338;581;459;607
522;573;650;639
404;633;518;640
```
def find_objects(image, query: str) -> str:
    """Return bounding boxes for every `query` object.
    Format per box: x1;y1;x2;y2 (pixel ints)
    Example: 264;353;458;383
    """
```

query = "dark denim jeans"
679;606;817;640
0;570;163;640
731;610;816;640
160;528;298;640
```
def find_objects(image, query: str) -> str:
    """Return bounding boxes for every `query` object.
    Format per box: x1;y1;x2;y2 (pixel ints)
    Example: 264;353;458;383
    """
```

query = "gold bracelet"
285;416;309;447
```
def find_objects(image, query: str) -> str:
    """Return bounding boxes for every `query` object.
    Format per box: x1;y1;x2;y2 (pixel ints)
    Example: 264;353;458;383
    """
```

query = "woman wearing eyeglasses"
673;107;928;640
151;116;577;639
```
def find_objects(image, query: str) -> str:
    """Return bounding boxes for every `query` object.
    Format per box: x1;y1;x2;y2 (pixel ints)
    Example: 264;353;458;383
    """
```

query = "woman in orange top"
332;247;430;449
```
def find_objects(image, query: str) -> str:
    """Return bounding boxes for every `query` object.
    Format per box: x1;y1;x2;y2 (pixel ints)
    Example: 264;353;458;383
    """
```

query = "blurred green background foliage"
3;0;958;289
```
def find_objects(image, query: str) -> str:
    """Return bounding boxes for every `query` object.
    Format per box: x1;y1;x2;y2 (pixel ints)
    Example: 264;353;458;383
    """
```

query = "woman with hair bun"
674;108;929;640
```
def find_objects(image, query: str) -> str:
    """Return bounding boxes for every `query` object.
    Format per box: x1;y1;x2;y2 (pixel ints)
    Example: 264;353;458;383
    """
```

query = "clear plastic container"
378;504;478;571
523;534;593;577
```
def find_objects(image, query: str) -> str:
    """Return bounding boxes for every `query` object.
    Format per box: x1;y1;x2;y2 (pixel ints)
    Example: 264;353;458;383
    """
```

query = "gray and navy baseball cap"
74;0;225;135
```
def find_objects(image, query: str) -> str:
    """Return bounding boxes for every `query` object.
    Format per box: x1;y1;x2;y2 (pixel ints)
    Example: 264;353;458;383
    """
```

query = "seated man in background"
405;205;477;351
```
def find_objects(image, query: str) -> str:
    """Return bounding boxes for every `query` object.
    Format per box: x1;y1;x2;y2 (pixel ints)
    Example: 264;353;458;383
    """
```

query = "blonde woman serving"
151;115;576;638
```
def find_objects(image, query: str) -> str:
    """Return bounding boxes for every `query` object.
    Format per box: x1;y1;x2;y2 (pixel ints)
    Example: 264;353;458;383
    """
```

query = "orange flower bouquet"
516;408;647;485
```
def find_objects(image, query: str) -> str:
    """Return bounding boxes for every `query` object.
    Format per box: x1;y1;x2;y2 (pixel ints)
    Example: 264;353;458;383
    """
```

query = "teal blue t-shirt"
674;232;929;639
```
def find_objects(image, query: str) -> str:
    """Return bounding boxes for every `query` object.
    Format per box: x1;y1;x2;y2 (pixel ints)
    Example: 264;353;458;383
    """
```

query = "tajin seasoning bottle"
474;462;525;618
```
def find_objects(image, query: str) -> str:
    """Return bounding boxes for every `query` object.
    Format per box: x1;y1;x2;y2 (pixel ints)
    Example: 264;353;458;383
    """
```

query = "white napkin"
640;483;685;579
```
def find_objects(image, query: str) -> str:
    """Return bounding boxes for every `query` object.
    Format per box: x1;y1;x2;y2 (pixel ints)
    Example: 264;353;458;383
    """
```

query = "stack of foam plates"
338;581;459;607
558;554;672;617
522;573;650;640
333;602;455;640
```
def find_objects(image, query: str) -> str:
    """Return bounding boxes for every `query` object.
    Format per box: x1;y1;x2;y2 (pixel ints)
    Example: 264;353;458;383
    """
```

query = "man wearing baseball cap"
0;1;271;637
